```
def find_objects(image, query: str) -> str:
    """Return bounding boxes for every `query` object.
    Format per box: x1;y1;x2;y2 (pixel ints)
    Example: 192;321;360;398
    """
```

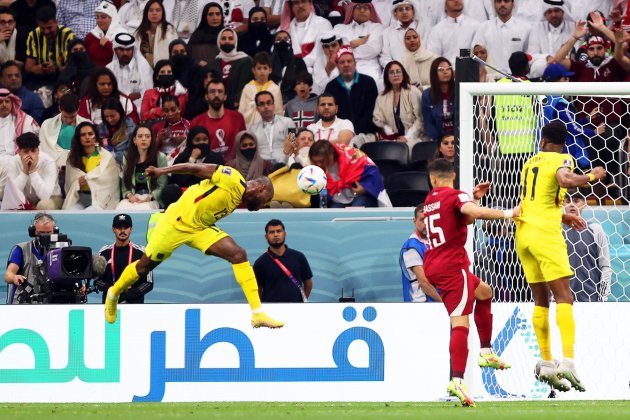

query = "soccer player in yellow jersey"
104;163;284;329
515;121;606;392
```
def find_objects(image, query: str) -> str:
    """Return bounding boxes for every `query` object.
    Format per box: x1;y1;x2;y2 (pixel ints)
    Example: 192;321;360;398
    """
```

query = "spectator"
140;59;188;122
380;0;423;68
473;44;501;82
270;31;307;103
106;32;153;109
567;1;614;24
563;192;612;302
227;130;274;181
183;64;215;120
85;0;126;67
307;93;354;144
56;0;100;40
324;46;378;141
10;0;56;32
0;6;18;65
0;87;39;162
400;28;439;89
41;80;72;121
425;0;479;70
134;0;177;67
79;66;139;125
96;214;153;304
284;71;318;128
97;97;136;166
190;79;246;161
168;38;194;89
280;0;332;72
188;2;223;66
254;219;313;303
373;60;424;148
434;133;459;188
250;90;296;164
166;0;199;38
152;95;190;165
2;132;62;210
118;0;149;33
239;7;274;57
63;121;120;210
284;126;314;166
262;0;285;31
0;60;45;123
24;6;74;89
308;140;391;207
170;126;224;187
4;213;57;304
58;39;96;97
471;0;531;74
239;51;283;127
40;92;89;169
209;27;253;110
421;57;456;142
312;33;341;95
333;0;384;90
528;0;576;79
399;204;441;302
117;124;167;210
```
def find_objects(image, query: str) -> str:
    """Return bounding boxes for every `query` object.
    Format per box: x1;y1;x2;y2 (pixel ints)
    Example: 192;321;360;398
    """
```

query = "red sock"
474;298;493;349
450;326;469;379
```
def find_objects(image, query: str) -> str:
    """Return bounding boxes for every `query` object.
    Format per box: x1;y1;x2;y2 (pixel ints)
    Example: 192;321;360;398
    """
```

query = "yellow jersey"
518;151;574;234
164;166;246;231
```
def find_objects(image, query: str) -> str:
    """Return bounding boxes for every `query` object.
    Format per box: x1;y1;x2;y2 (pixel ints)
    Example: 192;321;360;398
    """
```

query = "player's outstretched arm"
461;202;520;221
145;163;219;180
556;166;606;188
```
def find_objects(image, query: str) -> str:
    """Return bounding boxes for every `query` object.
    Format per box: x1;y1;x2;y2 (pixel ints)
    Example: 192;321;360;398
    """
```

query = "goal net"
459;82;630;304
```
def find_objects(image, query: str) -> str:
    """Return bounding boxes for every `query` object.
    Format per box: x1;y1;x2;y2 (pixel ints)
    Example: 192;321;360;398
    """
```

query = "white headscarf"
216;28;250;62
91;0;126;39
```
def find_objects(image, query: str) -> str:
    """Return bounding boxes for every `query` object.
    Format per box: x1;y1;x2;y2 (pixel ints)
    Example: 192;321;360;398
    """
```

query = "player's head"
540;120;568;149
264;219;286;249
413;203;426;239
428;158;456;187
243;176;274;211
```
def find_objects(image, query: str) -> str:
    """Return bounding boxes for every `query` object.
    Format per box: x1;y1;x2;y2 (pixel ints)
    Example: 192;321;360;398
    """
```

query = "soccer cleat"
105;292;119;324
447;379;476;408
538;360;571;392
478;352;511;370
557;360;586;392
251;312;284;329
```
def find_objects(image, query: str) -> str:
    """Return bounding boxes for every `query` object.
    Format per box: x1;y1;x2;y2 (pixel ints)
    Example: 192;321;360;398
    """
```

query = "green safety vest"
146;211;164;243
494;78;537;154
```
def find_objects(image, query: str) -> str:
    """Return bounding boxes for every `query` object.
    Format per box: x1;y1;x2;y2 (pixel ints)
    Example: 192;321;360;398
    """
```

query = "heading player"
104;163;284;329
515;120;606;392
423;158;520;407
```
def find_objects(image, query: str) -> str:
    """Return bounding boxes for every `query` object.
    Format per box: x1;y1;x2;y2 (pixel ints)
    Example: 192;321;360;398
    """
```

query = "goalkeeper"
515;121;606;392
104;163;284;329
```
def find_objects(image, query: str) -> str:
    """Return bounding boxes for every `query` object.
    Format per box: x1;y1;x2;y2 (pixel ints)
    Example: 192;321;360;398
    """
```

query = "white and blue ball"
297;165;327;195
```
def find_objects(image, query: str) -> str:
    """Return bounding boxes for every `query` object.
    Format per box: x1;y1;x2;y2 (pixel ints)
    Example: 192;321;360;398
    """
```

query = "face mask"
171;54;188;67
241;147;256;160
157;74;175;87
220;44;235;53
249;22;268;35
72;50;88;63
192;143;210;155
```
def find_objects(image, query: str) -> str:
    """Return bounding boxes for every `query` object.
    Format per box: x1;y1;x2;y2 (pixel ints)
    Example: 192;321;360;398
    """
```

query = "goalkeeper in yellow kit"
516;121;606;392
105;163;284;329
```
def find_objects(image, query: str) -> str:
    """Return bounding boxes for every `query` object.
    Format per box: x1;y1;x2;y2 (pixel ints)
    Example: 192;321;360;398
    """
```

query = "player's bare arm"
556;166;606;188
461;201;521;221
145;163;219;180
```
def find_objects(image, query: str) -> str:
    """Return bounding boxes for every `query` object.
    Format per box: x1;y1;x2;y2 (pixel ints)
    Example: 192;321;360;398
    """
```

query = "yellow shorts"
515;225;573;283
144;218;229;262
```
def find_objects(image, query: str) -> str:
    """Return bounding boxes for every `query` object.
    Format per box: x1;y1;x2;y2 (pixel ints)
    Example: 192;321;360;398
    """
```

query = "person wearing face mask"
140;59;188;122
209;27;253;110
239;7;274;58
58;39;96;97
168;38;194;89
171;125;225;188
227;130;273;182
270;30;307;103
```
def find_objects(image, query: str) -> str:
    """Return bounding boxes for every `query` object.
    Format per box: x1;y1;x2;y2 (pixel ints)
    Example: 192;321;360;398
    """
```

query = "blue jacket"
16;85;45;124
421;89;455;142
542;96;591;168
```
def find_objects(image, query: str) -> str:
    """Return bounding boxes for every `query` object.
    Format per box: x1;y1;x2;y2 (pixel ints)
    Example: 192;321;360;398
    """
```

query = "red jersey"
423;187;472;277
190;110;246;161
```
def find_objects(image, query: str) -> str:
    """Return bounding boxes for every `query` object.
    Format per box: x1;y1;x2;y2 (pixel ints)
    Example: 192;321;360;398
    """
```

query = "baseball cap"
543;63;575;81
112;214;133;228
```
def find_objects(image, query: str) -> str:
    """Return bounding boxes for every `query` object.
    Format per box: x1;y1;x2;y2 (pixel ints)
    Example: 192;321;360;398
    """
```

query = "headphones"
28;212;59;237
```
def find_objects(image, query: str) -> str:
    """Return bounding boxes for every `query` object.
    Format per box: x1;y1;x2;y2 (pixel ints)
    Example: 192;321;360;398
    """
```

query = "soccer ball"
297;165;327;195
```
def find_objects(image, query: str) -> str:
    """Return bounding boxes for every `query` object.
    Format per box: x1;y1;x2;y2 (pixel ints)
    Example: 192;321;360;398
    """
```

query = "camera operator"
95;214;153;303
4;213;57;304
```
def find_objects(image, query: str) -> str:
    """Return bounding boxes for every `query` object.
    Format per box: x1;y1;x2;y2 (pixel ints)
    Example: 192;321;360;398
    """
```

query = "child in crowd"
284;72;318;128
238;51;283;127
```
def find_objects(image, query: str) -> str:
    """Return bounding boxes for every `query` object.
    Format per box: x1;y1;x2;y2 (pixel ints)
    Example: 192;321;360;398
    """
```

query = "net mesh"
465;87;630;303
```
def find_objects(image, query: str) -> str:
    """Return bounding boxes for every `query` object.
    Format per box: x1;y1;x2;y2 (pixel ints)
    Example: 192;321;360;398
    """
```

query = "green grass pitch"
1;401;629;419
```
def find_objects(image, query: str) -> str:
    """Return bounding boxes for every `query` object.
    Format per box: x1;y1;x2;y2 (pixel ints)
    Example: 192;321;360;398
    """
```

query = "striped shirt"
57;0;99;39
25;25;74;67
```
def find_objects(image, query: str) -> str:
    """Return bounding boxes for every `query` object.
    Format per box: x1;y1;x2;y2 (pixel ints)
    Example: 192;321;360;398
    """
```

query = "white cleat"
538;360;571;392
557;359;586;392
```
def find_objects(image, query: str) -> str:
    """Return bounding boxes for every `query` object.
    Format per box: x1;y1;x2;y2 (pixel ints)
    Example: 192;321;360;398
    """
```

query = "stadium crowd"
0;0;629;210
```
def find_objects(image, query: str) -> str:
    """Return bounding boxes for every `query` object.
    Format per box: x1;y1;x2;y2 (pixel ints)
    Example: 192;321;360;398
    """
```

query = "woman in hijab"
170;126;224;188
183;64;216;120
59;39;96;98
226;130;273;181
210;27;253;110
169;39;194;89
85;0;125;67
270;30;307;104
188;2;224;65
400;28;438;89
238;7;274;58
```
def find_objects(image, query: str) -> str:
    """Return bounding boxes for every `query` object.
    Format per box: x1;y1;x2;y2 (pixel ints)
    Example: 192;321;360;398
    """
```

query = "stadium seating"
409;142;439;171
385;171;431;207
360;142;409;180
